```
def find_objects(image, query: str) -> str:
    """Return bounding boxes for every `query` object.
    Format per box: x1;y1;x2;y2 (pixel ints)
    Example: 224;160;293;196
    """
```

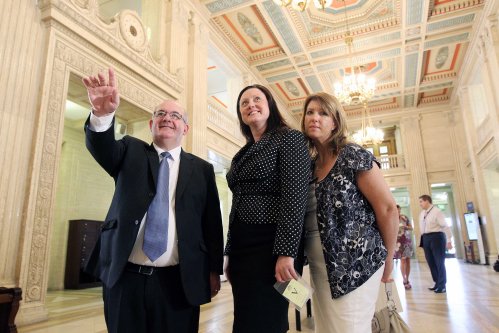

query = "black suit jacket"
224;128;310;258
84;118;223;306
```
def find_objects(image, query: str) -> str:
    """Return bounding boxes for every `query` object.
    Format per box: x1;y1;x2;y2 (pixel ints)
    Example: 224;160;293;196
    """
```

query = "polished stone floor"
18;259;499;333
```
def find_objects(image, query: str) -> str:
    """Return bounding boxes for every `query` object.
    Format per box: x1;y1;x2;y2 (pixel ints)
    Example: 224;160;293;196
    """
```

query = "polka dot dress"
224;127;311;333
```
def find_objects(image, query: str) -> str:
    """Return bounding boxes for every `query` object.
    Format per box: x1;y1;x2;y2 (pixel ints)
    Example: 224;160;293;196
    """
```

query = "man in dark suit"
82;68;224;333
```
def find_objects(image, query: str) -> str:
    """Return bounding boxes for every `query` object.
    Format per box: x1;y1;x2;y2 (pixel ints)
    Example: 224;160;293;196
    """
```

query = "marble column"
141;0;168;68
185;14;209;157
163;0;189;105
0;0;47;293
400;115;430;261
458;87;499;264
446;109;467;259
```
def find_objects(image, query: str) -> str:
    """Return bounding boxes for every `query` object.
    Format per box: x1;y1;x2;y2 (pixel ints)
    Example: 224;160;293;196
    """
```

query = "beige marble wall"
0;0;47;290
49;126;115;290
452;1;499;264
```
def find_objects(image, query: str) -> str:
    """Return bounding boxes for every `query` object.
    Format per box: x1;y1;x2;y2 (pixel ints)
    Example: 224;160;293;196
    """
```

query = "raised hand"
82;68;120;116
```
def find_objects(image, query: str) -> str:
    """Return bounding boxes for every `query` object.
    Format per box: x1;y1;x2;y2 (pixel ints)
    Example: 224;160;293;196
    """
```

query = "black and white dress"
304;143;386;333
225;128;310;333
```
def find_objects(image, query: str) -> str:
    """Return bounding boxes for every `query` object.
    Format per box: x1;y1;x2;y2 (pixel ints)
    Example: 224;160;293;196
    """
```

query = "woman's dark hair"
236;84;288;142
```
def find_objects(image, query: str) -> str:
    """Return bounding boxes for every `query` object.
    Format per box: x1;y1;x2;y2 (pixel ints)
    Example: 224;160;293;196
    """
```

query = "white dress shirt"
89;111;180;267
419;205;452;242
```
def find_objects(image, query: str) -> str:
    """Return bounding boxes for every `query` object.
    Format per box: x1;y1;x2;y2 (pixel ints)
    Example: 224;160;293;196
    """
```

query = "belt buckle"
138;265;154;275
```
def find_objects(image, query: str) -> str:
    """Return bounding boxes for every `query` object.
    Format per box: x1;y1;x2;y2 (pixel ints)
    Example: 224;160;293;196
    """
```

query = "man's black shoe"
434;288;446;293
428;287;437;291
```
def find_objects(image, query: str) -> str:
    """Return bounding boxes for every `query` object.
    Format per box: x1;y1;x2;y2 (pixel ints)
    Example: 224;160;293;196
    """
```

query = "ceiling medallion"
272;0;333;12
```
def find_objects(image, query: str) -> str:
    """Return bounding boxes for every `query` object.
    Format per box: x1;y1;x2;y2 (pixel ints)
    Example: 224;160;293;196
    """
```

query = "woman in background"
224;84;310;333
394;204;414;289
301;92;398;333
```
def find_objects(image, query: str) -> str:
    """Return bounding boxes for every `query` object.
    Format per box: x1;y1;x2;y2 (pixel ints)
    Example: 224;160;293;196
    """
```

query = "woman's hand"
275;256;298;282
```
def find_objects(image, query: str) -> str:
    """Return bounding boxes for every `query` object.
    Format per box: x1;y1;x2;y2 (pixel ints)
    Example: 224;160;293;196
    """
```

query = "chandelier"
331;1;382;145
333;36;376;105
272;0;333;11
351;104;384;145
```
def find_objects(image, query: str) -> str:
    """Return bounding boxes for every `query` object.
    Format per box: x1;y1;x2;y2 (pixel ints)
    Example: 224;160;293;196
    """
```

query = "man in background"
419;194;452;294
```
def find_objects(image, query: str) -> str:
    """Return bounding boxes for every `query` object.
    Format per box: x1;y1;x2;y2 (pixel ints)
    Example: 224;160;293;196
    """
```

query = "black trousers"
422;232;447;290
103;264;200;333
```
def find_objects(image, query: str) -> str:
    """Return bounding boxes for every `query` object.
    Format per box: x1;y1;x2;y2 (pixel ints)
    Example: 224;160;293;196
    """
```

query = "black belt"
125;262;177;276
423;232;444;236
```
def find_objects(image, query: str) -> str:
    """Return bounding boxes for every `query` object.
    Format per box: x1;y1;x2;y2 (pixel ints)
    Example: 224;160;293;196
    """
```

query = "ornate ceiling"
202;0;485;121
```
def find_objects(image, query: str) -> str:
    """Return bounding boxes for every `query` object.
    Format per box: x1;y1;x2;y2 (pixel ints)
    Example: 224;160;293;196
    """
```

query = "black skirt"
228;221;289;333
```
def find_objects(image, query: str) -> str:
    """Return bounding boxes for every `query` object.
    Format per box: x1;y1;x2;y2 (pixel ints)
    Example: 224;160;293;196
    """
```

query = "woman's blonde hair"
301;92;349;156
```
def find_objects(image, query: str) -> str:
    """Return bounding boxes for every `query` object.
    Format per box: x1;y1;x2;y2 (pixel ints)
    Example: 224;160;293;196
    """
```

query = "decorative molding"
266;71;299;82
248;49;286;62
424;33;469;49
316;48;401;72
40;0;182;93
305;75;322;92
206;0;249;14
422;72;457;83
116;10;148;52
427;170;456;182
419;81;453;91
207;130;242;161
261;0;303;54
477;136;497;168
404;94;415;108
207;99;245;145
419;94;450;104
431;0;484;16
406;0;424;26
404;53;418;87
310;31;401;59
175;0;192;24
476;115;494;149
405;43;420;53
427;13;475;32
256;59;291;71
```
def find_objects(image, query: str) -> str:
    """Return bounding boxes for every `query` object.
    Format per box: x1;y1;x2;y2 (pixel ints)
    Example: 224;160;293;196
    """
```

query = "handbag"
372;282;410;333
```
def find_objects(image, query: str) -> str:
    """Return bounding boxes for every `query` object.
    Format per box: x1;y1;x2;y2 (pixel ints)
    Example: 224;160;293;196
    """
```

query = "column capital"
400;114;421;128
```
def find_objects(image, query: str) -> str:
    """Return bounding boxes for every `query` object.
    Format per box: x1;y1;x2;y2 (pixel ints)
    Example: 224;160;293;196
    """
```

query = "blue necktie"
143;151;171;262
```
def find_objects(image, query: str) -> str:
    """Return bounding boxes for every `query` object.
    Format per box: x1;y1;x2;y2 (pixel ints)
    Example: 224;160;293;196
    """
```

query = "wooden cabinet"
64;219;103;289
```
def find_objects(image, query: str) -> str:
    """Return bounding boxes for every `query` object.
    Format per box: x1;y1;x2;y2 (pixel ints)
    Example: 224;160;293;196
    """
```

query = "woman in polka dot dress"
224;84;310;333
301;92;398;333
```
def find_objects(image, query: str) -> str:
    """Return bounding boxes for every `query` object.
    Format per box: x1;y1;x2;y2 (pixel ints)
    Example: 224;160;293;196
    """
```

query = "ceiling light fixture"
331;1;382;146
273;0;333;12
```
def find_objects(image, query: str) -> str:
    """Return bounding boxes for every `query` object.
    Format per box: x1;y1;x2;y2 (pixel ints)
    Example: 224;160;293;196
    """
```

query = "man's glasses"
153;110;185;122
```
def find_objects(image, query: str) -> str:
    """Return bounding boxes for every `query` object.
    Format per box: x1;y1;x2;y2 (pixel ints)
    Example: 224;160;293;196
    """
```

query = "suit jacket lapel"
176;149;193;200
146;144;160;187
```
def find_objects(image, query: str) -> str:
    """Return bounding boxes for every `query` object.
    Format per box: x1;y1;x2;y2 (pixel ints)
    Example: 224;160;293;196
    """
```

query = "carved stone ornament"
117;10;148;52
